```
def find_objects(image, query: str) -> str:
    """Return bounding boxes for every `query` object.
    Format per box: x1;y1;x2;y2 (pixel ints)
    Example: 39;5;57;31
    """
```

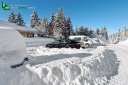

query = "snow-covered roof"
0;20;37;33
0;26;13;29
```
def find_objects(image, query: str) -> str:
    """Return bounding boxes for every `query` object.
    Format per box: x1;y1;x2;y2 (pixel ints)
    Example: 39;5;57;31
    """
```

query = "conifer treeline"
30;8;73;38
8;8;108;39
109;28;128;43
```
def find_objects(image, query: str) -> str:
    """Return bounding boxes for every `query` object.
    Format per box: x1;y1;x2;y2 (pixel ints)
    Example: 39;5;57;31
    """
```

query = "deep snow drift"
0;27;27;66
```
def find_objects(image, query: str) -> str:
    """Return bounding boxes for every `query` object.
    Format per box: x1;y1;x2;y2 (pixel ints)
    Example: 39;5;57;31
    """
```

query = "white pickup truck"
69;35;93;47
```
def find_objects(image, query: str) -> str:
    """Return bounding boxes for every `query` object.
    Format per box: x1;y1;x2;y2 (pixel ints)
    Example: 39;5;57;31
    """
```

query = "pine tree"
30;10;40;28
15;13;25;26
118;29;121;41
74;27;78;35
78;26;85;35
84;27;89;36
96;28;100;35
103;27;108;40
88;28;94;36
49;12;55;37
8;11;16;23
53;8;65;38
66;16;72;37
53;14;62;38
39;17;49;37
100;27;108;40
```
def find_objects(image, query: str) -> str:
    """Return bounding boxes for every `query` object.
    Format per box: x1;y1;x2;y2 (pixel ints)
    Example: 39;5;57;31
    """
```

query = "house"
16;27;37;37
0;20;37;37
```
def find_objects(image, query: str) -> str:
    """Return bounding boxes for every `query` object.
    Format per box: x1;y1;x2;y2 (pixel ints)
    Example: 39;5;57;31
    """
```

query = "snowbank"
90;35;109;45
24;46;118;85
0;27;27;66
118;39;128;45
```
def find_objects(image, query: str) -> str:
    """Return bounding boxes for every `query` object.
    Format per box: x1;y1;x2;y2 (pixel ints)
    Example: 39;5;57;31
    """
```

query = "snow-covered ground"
1;34;128;85
108;44;128;85
24;37;54;47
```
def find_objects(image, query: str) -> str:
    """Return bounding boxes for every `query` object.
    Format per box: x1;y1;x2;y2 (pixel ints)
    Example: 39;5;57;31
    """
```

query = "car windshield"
73;38;81;42
53;40;60;44
65;39;71;43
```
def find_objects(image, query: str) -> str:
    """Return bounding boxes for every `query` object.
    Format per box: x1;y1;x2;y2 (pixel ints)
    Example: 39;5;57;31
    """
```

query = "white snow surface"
0;28;27;66
24;37;54;47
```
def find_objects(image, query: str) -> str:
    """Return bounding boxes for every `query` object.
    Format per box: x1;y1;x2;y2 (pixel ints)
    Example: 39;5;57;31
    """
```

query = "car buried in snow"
46;39;81;49
69;35;94;48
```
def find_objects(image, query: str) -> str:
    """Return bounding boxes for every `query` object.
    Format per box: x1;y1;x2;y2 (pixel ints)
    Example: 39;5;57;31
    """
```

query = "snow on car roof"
0;20;37;33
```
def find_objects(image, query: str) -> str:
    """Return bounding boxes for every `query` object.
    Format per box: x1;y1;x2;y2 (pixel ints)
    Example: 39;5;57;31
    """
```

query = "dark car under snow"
46;39;81;49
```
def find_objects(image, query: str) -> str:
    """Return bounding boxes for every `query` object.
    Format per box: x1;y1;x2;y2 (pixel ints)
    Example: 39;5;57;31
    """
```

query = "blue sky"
0;0;128;34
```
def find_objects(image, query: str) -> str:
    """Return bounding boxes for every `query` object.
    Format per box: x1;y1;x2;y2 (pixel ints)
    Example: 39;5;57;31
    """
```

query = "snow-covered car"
46;39;81;49
81;39;93;47
69;35;93;47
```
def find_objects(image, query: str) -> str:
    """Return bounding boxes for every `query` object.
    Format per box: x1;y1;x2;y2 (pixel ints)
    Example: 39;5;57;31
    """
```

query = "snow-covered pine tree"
124;27;128;38
8;11;16;23
49;12;55;37
109;28;128;43
84;27;89;36
53;8;65;38
117;29;121;42
104;27;108;40
30;10;40;28
53;15;62;38
39;17;49;37
100;27;108;40
88;28;94;36
15;13;25;26
100;27;104;36
66;16;73;37
96;28;100;35
78;26;85;35
74;27;78;35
